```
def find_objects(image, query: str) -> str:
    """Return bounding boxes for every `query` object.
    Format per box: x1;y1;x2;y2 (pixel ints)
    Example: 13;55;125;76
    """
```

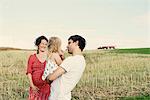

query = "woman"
26;35;50;100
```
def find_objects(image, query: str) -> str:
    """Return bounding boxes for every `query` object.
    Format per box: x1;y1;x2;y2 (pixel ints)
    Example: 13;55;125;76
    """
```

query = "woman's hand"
27;74;40;93
31;84;39;93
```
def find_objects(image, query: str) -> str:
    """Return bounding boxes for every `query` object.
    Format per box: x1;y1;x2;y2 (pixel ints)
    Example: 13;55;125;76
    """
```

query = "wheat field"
0;49;150;100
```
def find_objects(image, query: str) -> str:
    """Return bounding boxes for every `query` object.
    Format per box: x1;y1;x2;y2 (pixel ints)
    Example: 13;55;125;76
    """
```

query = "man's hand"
46;77;53;84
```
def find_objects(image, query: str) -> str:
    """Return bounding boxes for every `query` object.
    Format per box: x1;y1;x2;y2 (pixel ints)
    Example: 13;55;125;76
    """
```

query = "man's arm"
46;66;66;81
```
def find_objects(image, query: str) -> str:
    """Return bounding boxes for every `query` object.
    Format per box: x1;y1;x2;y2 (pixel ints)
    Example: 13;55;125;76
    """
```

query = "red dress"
26;54;50;100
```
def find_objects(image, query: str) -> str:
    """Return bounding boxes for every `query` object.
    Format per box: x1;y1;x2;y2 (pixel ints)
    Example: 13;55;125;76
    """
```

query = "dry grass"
0;50;150;100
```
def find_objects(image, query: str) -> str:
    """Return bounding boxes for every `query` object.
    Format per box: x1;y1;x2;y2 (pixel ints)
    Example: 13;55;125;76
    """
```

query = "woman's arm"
27;73;39;91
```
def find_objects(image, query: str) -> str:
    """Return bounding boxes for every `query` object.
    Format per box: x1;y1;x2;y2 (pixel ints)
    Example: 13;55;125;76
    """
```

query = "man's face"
67;39;76;54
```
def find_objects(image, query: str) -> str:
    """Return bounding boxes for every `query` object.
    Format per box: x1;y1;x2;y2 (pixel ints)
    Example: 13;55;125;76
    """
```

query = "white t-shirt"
49;55;86;100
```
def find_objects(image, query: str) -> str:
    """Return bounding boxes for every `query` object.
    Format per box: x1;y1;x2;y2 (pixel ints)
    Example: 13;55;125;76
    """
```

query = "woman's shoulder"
28;53;36;60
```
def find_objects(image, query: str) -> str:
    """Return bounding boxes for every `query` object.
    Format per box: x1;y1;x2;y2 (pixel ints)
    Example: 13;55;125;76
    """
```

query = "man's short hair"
68;35;86;51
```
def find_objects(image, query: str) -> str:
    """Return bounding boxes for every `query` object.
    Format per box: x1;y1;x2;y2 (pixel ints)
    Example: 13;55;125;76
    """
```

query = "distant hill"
112;48;150;54
0;47;35;51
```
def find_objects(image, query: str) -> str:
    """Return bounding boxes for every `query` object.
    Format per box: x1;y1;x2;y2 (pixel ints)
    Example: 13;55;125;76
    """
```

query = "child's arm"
58;50;65;60
53;53;63;66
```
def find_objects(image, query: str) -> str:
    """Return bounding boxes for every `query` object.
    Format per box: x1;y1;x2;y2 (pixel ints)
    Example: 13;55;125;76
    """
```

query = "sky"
0;0;149;50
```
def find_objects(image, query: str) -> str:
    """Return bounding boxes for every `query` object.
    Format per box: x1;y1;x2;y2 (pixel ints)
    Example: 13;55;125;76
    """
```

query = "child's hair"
47;37;61;55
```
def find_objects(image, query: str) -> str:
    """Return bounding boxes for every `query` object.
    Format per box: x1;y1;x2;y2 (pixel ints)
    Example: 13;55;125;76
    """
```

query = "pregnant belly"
32;70;45;86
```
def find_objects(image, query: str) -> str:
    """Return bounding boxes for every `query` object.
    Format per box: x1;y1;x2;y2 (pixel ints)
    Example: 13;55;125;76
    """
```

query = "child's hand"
59;50;65;60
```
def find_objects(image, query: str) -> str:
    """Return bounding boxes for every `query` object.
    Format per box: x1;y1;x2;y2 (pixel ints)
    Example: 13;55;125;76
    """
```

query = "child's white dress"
42;59;58;80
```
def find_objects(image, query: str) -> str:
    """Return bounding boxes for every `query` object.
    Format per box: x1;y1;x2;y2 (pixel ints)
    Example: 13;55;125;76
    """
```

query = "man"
47;35;86;100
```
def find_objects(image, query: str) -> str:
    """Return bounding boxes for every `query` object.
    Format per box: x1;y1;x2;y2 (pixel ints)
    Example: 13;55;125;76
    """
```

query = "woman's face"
38;39;48;52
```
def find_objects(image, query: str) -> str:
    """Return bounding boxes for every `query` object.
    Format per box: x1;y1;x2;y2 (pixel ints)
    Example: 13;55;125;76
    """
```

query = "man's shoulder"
75;55;85;60
66;55;85;60
64;56;73;60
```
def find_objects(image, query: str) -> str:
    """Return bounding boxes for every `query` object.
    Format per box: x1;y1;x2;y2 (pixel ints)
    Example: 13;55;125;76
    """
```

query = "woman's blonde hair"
47;37;61;55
